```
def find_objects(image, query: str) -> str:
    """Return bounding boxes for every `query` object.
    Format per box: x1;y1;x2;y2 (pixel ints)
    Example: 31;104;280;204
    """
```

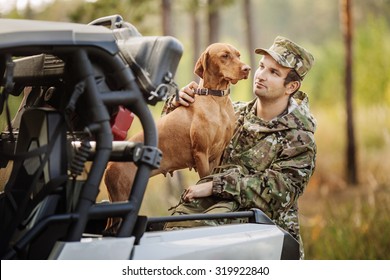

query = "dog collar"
193;88;230;96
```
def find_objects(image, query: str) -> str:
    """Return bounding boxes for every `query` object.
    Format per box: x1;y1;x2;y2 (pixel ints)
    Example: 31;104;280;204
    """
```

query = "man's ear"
194;51;208;79
286;80;300;95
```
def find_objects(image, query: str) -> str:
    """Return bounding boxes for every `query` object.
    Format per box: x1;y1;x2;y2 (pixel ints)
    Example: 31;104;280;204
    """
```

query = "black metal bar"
2;214;78;260
88;201;135;219
71;140;143;162
146;209;274;225
66;49;113;241
100;91;141;106
114;89;158;237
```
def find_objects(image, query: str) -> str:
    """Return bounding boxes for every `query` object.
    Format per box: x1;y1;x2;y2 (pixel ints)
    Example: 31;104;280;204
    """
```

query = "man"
162;36;316;258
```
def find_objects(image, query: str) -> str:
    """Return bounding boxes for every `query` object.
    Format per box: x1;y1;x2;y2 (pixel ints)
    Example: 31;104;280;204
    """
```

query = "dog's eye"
221;53;229;59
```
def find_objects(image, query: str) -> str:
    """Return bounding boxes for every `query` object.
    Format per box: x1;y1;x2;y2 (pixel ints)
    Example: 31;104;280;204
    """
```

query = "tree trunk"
340;0;358;185
191;10;201;81
243;0;256;71
207;0;220;44
24;0;35;19
161;0;173;36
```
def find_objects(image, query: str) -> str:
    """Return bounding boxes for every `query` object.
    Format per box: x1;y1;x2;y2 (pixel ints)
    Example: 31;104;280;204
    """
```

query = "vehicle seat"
0;108;68;259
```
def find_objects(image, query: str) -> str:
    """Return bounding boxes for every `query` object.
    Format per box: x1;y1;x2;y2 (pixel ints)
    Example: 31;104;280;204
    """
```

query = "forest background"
1;0;390;259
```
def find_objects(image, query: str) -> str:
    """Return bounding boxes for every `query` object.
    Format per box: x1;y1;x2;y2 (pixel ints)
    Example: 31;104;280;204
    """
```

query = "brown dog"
104;43;250;207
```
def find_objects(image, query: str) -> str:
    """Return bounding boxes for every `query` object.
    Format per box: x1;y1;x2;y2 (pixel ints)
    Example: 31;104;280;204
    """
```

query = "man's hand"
172;81;198;107
182;181;212;202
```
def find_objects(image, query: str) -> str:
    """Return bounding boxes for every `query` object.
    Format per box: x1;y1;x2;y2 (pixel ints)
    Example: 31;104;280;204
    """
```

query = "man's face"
253;54;291;100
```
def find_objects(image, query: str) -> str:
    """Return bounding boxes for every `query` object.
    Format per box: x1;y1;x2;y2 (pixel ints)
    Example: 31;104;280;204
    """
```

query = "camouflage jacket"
162;91;317;242
208;91;317;241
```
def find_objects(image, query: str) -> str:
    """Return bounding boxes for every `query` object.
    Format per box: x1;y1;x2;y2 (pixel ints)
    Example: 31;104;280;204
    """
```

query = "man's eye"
271;70;280;76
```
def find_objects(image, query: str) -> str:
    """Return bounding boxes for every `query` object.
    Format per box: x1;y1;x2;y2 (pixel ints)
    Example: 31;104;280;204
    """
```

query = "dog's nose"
242;65;251;73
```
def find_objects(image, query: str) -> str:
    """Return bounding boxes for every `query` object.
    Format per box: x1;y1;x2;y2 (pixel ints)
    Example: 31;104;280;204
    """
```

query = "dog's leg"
193;151;211;178
104;162;137;234
104;162;137;202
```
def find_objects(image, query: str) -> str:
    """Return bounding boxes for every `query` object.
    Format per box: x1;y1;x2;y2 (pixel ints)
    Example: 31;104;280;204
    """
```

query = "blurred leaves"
69;0;158;34
354;16;390;105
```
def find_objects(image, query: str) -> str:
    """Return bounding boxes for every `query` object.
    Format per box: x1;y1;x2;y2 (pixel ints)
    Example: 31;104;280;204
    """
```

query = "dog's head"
194;43;251;87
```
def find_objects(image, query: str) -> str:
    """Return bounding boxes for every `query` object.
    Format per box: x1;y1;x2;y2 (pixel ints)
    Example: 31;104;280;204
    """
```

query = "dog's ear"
194;51;208;79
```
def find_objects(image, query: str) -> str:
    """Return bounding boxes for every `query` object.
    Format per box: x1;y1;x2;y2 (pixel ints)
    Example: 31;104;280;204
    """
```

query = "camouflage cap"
255;36;314;80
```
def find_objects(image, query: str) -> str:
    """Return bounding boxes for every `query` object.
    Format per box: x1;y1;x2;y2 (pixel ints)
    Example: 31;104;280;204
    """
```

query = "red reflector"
110;106;134;141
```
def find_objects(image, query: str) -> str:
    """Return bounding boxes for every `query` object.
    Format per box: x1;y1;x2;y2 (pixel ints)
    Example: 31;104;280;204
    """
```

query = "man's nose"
255;68;266;80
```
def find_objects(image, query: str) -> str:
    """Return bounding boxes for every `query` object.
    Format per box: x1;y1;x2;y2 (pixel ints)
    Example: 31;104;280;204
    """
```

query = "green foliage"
355;105;390;151
302;39;344;106
303;15;390;108
354;16;390;105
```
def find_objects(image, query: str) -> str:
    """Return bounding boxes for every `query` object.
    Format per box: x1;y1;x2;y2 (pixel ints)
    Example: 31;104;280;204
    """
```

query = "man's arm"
183;131;316;219
161;81;198;116
211;133;316;218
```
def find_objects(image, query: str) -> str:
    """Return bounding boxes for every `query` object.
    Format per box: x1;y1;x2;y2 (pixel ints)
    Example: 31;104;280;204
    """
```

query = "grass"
300;186;390;259
299;104;390;259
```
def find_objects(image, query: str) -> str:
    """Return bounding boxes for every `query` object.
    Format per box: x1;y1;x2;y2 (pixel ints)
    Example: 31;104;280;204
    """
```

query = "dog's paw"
102;221;121;236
